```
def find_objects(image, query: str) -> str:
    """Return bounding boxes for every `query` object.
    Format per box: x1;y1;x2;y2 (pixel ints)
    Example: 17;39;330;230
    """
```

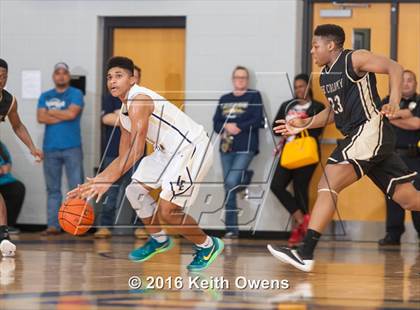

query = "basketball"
58;199;95;235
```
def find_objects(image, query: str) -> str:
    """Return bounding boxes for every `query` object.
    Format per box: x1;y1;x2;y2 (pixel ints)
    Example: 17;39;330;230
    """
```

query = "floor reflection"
0;234;418;310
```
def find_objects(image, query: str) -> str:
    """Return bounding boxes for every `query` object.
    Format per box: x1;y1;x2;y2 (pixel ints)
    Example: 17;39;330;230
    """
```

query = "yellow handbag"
280;130;319;169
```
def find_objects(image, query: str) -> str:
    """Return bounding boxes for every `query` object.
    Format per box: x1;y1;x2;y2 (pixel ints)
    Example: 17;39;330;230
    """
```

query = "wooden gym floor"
0;233;419;310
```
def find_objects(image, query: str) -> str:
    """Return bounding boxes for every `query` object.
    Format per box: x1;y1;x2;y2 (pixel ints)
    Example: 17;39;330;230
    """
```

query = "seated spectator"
270;73;324;247
213;65;264;239
0;140;26;234
378;69;420;246
37;62;84;235
95;65;142;238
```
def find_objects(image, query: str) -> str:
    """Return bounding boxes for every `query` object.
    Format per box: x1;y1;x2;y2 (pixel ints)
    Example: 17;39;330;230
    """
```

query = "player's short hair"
0;58;8;71
134;65;141;78
314;24;345;49
107;56;134;75
232;65;249;78
403;69;417;82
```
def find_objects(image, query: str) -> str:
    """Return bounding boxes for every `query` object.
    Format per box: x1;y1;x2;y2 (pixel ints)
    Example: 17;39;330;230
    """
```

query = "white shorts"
132;133;214;207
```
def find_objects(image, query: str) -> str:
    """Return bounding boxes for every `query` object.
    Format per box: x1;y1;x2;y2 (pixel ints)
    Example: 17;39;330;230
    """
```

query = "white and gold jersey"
120;85;205;153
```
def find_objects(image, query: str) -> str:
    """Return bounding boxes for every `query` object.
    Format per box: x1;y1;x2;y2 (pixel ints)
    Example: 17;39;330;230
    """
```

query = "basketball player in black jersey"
0;59;43;257
267;24;420;272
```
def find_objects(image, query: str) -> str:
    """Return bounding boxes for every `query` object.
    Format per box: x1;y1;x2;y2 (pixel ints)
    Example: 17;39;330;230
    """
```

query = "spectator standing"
213;66;264;239
379;70;420;246
37;62;84;235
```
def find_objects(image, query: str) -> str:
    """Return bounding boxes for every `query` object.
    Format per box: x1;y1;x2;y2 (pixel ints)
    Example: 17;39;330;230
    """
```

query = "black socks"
297;229;321;260
0;225;9;241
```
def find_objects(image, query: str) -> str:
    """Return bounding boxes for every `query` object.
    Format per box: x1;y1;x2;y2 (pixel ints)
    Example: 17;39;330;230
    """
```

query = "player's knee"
157;203;182;222
317;174;329;189
317;179;335;192
317;174;344;196
125;181;156;218
125;182;140;204
392;184;420;211
156;204;172;221
317;181;340;196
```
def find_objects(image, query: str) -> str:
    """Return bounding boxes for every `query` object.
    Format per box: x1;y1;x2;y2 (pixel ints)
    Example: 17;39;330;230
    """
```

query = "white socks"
150;232;214;248
150;230;168;243
196;236;213;248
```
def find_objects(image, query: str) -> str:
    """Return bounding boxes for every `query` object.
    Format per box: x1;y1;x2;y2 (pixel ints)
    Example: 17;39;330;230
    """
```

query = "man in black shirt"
379;70;420;245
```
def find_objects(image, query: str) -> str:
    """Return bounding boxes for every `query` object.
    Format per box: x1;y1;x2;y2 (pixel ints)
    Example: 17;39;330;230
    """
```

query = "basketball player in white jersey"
0;58;44;257
68;57;223;271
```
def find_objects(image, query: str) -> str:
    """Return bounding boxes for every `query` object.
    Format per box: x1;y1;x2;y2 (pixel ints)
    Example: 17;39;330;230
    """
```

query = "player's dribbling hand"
273;119;305;136
84;177;112;203
66;184;83;200
66;180;95;200
67;177;111;203
381;103;400;119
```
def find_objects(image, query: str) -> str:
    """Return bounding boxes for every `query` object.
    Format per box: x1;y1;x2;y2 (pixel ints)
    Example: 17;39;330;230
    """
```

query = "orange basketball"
58;199;95;235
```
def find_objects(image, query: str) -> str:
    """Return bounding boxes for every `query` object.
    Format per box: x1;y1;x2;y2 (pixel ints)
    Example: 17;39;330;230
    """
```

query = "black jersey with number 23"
320;49;416;198
319;49;385;136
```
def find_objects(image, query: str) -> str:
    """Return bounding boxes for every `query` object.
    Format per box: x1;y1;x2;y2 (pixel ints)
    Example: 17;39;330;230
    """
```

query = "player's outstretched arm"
109;94;152;179
96;94;152;179
307;105;334;128
273;105;334;136
67;94;153;202
351;50;403;118
7;99;43;162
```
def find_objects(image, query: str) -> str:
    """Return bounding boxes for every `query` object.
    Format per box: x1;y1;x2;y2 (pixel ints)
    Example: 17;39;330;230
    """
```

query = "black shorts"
327;117;417;198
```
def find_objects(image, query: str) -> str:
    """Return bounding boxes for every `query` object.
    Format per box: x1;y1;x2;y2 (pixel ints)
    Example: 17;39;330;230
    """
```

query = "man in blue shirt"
37;62;84;235
213;66;264;238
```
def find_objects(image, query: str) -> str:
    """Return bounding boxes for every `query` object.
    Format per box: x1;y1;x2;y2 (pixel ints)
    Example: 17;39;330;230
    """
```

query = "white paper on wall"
21;70;41;99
